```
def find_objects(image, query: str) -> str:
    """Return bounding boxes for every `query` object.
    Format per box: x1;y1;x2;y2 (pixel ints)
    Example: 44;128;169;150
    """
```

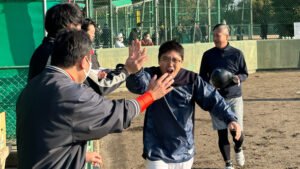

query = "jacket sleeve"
237;51;248;82
72;87;141;142
194;76;237;125
199;52;210;83
85;68;129;96
126;68;151;94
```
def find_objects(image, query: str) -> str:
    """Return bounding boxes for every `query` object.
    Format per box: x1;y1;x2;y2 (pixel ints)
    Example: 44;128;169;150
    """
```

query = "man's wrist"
233;75;240;83
136;91;154;113
116;64;130;75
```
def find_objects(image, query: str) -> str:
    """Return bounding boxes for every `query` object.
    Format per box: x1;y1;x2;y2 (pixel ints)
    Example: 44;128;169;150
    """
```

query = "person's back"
18;67;95;168
27;3;83;82
128;28;139;44
27;37;55;81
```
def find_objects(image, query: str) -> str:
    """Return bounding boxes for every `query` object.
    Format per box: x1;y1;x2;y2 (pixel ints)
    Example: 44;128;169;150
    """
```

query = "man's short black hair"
45;3;83;37
213;24;230;32
51;30;92;68
81;18;96;32
158;40;184;60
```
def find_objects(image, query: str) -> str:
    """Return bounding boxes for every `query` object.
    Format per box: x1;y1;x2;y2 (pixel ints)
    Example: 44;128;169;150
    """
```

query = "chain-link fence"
92;0;300;48
0;67;28;143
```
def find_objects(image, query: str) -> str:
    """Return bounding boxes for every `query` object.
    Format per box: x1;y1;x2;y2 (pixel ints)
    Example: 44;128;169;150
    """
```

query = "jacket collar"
42;36;56;44
215;43;232;52
46;65;73;80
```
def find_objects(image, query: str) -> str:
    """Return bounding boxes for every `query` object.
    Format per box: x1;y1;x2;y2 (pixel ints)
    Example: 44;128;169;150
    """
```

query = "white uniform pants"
145;158;194;169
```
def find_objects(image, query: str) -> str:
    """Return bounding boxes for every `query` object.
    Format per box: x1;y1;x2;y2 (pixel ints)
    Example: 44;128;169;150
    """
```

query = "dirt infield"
98;71;300;169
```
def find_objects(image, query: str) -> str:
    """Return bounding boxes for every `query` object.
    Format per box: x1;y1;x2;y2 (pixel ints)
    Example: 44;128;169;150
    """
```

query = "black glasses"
160;57;182;64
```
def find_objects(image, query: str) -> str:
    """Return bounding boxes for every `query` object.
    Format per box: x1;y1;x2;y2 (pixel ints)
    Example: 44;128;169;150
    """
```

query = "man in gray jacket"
16;30;174;169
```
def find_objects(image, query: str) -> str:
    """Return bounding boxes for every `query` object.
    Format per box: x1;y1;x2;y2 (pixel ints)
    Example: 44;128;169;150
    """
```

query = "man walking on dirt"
199;24;248;169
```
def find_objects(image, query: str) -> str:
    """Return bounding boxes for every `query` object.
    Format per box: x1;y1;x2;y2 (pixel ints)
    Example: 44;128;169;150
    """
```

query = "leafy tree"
271;0;300;37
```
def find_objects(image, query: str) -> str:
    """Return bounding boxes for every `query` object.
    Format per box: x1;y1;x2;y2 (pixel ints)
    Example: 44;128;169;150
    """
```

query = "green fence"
0;67;28;142
93;0;300;48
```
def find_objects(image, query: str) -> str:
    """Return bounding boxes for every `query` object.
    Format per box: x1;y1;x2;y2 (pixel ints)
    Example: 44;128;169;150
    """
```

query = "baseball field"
97;71;300;169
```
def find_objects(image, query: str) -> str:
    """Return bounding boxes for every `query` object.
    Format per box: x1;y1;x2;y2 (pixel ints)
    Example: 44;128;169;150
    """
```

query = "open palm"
125;39;148;74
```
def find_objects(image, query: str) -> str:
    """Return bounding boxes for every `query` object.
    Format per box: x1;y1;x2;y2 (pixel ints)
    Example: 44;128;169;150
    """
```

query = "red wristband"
136;91;154;113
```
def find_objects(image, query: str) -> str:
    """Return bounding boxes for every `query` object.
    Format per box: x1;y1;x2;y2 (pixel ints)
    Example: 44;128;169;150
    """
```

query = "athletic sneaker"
225;166;234;169
225;161;234;169
235;149;245;166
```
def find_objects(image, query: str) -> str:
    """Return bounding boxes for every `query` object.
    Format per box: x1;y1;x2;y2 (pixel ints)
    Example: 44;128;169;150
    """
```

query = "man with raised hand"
126;40;241;169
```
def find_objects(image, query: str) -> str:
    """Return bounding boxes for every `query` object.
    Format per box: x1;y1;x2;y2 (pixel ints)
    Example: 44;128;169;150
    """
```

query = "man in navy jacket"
200;24;248;169
126;40;241;169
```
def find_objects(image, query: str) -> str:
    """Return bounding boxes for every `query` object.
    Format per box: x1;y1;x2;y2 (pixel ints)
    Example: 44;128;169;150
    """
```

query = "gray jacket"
16;65;140;169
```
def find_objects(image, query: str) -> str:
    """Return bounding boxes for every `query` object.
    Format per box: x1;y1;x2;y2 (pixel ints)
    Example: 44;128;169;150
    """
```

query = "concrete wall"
96;39;299;92
96;40;258;73
257;39;300;69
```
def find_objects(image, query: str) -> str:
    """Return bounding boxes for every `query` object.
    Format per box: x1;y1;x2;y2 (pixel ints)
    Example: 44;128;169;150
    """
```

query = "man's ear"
226;34;230;41
68;23;75;30
79;56;89;69
68;23;81;30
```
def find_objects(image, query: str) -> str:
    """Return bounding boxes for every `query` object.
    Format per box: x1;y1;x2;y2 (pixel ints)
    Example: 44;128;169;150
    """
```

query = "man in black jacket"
28;3;83;82
28;3;131;96
128;23;142;45
200;24;248;169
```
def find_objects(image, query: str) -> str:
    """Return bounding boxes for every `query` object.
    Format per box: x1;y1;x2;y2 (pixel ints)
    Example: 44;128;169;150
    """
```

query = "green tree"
271;0;300;37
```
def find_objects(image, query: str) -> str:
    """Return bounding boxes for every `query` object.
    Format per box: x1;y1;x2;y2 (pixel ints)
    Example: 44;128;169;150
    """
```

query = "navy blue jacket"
126;67;237;163
199;43;248;99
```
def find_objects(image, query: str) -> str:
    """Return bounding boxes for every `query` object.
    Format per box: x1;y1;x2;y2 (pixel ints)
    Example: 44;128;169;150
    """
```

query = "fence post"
155;0;159;45
169;0;172;40
250;0;253;40
208;0;211;42
164;0;168;41
109;0;114;48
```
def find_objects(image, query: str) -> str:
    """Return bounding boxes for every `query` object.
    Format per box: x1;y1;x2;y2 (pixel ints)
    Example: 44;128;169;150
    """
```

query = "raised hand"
125;39;148;74
147;73;174;100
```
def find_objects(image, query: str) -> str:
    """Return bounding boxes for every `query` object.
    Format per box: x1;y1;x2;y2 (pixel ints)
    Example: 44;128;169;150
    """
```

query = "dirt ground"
97;71;300;169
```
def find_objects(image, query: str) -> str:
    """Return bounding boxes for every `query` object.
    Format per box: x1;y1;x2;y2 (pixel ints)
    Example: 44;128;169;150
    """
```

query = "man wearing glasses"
126;40;241;169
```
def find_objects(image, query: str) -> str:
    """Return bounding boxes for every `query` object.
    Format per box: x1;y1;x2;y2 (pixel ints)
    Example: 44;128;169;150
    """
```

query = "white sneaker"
236;149;245;166
225;166;234;169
